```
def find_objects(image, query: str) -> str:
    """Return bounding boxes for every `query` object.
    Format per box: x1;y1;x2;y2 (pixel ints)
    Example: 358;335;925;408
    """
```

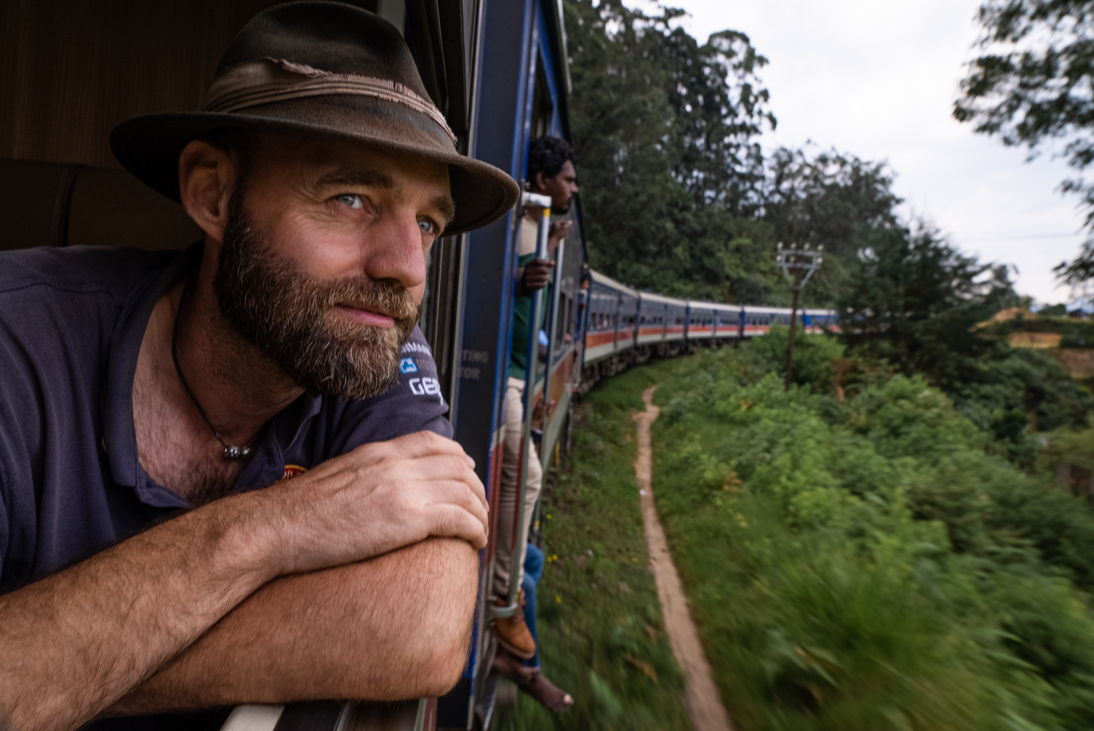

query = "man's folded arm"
0;431;488;731
108;537;479;716
0;496;277;731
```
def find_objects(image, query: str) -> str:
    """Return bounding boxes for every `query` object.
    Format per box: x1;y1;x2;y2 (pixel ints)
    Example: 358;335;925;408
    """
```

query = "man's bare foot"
522;672;573;712
492;648;573;712
493;646;536;685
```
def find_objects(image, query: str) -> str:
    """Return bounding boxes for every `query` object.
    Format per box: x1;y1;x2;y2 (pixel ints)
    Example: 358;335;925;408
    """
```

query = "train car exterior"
804;308;840;333
636;292;670;346
664;297;688;345
585;270;639;364
712;302;744;340
447;0;585;727
742;305;794;336
687;300;717;341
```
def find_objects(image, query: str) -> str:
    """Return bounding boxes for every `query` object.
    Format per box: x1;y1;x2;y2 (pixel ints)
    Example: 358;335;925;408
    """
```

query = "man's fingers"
420;483;488;548
431;505;488;549
366;430;471;463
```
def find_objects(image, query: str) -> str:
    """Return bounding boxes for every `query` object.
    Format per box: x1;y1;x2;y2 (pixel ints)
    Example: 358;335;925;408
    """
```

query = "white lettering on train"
461;349;490;363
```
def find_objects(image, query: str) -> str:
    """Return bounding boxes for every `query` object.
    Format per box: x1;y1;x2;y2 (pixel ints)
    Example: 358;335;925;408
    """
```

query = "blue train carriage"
803;307;840;334
534;216;587;472
447;0;582;727
583;270;639;380
741;305;795;337
637;292;666;348
711;301;745;341
686;299;718;346
662;294;689;355
637;292;683;355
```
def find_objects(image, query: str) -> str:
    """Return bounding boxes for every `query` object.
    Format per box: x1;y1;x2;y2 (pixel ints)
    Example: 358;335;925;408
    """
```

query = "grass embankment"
497;362;691;730
653;342;1094;730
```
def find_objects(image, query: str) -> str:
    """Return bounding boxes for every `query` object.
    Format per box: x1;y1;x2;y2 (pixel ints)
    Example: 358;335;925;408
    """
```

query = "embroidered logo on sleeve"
408;377;441;396
399;357;419;374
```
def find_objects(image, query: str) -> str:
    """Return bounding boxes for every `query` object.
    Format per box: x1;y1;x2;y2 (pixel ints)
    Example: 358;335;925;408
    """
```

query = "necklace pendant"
223;445;250;459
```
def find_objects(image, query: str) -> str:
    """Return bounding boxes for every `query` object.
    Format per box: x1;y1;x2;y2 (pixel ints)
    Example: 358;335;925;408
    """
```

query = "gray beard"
214;189;421;400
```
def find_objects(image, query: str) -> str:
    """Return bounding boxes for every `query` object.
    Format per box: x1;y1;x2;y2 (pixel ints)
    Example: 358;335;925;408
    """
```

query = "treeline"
564;0;1019;312
565;0;1092;460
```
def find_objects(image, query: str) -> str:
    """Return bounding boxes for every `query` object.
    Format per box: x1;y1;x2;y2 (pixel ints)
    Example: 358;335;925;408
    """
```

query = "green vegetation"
498;364;691;731
652;339;1094;730
982;314;1094;349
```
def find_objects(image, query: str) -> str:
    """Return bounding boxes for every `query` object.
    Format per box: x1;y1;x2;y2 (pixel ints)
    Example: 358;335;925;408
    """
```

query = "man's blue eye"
419;220;436;235
335;194;364;209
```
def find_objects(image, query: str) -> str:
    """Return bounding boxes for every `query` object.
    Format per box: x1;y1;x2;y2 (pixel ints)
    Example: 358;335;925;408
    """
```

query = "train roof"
743;305;794;315
589;269;638;297
688;300;741;312
640;291;688;307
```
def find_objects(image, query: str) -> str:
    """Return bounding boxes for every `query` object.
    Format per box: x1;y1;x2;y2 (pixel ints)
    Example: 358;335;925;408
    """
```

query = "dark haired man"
490;135;577;712
0;5;518;730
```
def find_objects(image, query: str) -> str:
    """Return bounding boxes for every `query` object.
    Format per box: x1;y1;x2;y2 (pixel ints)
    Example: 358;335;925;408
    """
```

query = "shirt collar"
98;243;323;507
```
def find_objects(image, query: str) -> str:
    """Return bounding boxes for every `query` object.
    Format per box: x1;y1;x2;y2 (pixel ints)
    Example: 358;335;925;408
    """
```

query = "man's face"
539;160;578;213
214;132;454;399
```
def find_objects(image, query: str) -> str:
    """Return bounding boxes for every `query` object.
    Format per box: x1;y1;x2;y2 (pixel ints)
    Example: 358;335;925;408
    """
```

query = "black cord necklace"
170;280;252;459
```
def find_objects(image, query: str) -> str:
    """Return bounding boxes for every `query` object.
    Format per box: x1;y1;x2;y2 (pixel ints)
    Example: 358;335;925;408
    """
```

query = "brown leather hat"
110;1;519;236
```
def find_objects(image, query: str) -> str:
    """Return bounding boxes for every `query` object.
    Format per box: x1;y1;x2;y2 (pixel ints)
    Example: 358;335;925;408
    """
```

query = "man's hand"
532;398;556;431
548;219;572;252
262;430;488;576
516;257;555;296
0;431;487;731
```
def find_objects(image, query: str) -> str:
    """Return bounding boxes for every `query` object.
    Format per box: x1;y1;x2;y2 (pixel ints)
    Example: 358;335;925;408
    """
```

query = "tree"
760;146;904;305
954;0;1094;283
564;0;777;299
838;222;1088;455
837;222;1016;376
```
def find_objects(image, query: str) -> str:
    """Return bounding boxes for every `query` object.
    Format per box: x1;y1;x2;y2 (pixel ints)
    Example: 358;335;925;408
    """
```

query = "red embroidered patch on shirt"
279;465;309;481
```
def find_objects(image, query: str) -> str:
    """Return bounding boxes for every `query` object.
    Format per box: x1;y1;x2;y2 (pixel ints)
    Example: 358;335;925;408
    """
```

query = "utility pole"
776;242;823;391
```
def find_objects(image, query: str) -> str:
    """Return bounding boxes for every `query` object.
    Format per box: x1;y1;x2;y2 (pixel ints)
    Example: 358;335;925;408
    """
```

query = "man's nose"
362;209;427;289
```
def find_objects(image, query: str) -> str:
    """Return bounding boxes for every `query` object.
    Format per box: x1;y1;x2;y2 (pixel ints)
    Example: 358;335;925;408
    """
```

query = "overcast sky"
622;0;1086;305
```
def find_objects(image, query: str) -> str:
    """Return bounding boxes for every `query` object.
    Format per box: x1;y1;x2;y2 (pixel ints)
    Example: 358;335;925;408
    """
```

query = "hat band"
202;58;457;145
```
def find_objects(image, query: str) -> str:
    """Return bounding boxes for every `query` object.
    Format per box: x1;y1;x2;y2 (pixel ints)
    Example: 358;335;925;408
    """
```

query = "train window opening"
530;55;553;140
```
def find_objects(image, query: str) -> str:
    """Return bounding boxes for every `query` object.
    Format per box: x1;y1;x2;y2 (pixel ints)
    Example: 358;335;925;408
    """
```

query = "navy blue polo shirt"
0;243;452;727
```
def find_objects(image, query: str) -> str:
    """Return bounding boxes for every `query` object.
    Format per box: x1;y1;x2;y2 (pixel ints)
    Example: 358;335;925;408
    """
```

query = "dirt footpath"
633;385;734;731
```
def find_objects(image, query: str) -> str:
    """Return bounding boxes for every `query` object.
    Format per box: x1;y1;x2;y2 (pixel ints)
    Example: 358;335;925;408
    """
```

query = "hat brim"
110;95;519;237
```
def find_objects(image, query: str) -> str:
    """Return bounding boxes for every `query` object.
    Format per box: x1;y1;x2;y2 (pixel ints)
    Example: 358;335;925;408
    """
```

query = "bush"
651;346;1094;729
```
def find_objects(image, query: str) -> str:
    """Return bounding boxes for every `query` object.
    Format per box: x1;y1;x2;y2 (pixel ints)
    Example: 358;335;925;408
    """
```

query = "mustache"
317;277;420;324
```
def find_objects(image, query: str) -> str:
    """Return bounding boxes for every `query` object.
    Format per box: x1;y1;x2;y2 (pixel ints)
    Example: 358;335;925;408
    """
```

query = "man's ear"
532;171;547;193
178;139;238;243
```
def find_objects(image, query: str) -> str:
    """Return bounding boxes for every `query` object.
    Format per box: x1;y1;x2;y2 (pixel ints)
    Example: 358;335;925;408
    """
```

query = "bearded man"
0;4;518;731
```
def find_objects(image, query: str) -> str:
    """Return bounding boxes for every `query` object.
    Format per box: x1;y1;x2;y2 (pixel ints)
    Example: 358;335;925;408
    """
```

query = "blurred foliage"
498;363;691;730
982;314;1094;348
650;344;1094;729
955;0;1094;284
834;222;1091;465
